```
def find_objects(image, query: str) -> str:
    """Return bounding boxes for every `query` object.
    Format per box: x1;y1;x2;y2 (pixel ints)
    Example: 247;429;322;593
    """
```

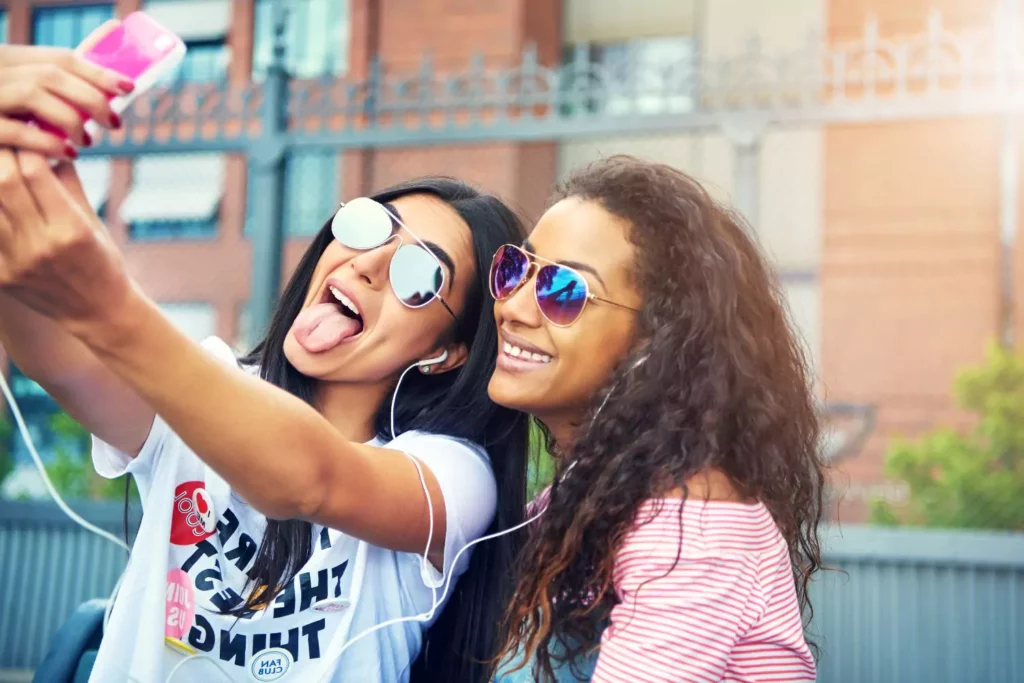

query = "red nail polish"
111;113;122;128
83;132;93;147
64;145;79;160
118;79;135;94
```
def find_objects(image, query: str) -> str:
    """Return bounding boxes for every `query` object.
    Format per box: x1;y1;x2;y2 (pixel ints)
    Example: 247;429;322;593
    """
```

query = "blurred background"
0;0;1022;681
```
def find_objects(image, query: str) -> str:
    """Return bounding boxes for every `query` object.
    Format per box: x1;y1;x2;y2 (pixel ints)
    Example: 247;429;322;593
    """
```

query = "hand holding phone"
0;12;185;159
74;12;187;141
0;42;128;158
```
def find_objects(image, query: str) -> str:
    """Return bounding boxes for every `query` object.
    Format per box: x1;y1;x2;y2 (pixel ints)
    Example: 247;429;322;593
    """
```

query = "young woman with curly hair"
488;156;825;682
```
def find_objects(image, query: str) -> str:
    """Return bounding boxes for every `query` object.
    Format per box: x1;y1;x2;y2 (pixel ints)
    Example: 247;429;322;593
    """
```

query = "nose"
496;269;543;330
348;238;398;290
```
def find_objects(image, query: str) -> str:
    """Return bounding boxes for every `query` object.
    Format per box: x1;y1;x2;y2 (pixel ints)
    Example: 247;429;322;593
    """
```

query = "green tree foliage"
46;411;136;501
872;345;1024;531
528;421;555;500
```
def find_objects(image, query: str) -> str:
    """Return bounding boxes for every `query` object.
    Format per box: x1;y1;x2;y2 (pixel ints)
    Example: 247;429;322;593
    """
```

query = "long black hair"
236;178;530;682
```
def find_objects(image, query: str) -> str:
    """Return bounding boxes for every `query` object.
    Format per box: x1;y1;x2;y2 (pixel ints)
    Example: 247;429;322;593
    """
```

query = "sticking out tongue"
292;303;363;353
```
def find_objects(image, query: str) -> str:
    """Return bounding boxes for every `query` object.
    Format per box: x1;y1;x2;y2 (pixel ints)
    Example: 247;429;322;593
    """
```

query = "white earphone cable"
2;343;597;683
0;370;130;552
0;368;149;677
163;651;236;682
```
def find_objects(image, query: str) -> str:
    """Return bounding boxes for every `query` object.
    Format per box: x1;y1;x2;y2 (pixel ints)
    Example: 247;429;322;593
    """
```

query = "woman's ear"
418;343;468;375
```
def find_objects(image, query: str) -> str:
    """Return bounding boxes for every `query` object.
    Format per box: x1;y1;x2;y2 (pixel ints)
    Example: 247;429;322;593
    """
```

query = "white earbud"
417;350;448;373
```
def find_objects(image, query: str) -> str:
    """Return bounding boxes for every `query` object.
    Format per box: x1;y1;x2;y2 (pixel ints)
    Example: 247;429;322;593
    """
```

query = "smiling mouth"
501;341;552;364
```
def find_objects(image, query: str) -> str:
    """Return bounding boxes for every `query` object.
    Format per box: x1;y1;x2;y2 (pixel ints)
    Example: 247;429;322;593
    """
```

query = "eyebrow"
423;240;457;283
388;203;457;284
522;239;607;290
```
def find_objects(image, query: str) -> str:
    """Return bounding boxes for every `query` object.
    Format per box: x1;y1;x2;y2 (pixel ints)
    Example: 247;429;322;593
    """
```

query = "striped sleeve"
591;549;764;682
591;501;816;683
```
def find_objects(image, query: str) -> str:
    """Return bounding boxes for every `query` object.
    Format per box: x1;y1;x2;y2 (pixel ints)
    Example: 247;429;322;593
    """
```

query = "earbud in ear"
418;349;449;367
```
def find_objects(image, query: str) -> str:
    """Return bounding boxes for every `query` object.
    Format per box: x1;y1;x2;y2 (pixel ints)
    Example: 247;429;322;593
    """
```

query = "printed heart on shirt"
170;481;217;546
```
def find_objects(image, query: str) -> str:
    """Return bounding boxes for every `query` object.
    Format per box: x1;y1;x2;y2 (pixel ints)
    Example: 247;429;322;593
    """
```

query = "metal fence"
85;8;1024;343
61;8;1016;464
0;501;138;673
1;501;1021;680
814;525;1024;683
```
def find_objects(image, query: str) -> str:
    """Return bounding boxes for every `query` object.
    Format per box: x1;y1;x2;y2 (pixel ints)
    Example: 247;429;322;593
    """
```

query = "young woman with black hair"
0;45;531;682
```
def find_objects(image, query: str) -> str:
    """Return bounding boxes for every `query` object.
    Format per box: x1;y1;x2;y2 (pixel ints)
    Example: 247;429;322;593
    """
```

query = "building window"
177;39;228;83
564;36;695;115
32;4;114;48
145;1;230;84
235;301;252;352
75;157;113;213
253;0;348;79
130;218;218;240
160;302;217;342
121;154;225;241
246;151;339;238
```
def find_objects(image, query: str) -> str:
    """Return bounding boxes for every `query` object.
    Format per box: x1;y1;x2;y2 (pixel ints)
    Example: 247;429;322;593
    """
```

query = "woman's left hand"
0;149;133;335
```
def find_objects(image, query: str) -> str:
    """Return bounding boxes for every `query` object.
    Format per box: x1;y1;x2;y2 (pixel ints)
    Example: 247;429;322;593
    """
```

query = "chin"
487;373;541;413
282;334;314;373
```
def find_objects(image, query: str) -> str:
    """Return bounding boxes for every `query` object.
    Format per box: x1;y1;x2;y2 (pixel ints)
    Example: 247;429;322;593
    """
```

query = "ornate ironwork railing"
90;9;1024;155
79;6;1024;409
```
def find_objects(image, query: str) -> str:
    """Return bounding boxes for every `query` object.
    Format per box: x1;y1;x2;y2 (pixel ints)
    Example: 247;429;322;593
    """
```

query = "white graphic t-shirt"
88;337;497;683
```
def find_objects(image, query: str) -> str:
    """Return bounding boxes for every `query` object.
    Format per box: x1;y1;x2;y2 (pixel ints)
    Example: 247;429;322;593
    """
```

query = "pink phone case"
29;12;186;144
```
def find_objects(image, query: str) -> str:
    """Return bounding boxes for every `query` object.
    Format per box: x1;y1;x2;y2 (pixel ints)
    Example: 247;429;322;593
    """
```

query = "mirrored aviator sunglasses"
489;244;638;327
331;198;454;317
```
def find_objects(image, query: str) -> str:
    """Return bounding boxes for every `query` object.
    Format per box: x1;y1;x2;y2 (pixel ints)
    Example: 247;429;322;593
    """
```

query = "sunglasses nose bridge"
349;237;399;286
509;261;537;295
498;262;544;326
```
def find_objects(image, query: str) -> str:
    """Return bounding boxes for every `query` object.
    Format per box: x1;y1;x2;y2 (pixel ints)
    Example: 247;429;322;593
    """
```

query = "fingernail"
83;132;93;147
111;113;122;129
117;79;135;94
64;145;79;160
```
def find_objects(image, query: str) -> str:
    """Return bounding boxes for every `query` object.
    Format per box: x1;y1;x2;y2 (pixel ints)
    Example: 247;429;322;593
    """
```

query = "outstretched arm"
0;150;454;568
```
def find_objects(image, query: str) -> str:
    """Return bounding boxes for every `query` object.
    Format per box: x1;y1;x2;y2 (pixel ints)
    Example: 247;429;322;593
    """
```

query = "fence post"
724;123;764;233
248;0;290;347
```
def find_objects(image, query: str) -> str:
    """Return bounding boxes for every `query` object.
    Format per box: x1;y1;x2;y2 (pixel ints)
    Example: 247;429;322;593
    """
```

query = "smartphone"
31;12;187;143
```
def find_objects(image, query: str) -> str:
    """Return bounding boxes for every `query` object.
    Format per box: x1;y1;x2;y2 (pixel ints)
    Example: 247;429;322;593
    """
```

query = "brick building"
0;0;1014;520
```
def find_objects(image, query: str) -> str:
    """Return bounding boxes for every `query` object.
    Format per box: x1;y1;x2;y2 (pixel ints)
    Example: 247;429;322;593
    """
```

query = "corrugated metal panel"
1;504;1022;679
816;525;1024;683
0;501;137;670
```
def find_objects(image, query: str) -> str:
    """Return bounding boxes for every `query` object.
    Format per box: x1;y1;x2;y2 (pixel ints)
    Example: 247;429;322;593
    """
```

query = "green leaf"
876;344;1024;531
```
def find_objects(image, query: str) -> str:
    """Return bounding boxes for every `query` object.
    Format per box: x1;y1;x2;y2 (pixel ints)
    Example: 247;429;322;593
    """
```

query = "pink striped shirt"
590;498;816;683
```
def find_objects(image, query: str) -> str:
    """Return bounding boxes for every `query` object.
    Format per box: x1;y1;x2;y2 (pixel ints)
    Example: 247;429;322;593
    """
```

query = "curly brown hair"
494;156;825;680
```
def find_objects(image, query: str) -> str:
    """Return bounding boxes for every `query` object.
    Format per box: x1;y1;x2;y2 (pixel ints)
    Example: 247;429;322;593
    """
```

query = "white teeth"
329;286;360;317
502;341;552;364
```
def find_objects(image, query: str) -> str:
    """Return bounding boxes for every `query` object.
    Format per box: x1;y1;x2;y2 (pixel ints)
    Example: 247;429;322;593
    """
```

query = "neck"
538;411;584;455
316;379;393;444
